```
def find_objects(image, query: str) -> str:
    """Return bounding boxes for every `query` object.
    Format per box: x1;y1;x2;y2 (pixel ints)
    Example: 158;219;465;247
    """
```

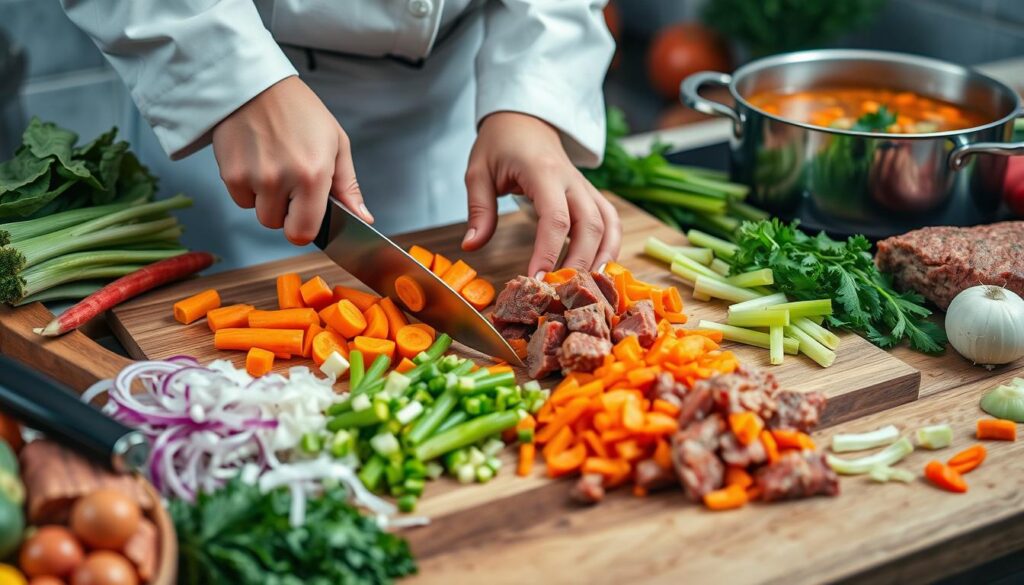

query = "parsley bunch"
730;219;947;353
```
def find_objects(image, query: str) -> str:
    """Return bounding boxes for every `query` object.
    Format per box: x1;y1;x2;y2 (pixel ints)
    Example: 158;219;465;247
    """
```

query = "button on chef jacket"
60;0;614;270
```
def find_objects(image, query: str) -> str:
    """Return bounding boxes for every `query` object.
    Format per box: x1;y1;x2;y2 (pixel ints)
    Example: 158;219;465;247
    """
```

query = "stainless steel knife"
314;198;524;366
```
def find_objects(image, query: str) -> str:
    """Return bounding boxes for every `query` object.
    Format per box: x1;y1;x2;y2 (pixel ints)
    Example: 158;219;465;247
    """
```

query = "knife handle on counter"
0;355;149;474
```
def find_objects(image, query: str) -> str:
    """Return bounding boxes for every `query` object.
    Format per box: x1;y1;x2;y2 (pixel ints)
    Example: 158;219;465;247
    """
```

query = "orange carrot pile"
405;245;495;312
604;262;687;324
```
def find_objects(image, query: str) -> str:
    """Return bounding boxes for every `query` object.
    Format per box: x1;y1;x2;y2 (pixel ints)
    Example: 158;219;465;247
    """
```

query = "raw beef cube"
591;271;620;311
612;299;658;347
769;391;827;432
719;432;767;467
653;372;714;427
526;320;566;379
706;365;780;422
570;473;606;505
492;276;557;325
496;321;533;341
673;440;725;501
634;459;675;491
674;413;724;451
564;303;610;339
557;332;612;373
555;272;614;320
543;312;567;325
755;451;840;502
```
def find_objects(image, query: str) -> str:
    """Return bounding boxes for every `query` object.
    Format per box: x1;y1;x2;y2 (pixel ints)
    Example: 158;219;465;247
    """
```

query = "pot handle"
680;71;743;137
949;110;1024;170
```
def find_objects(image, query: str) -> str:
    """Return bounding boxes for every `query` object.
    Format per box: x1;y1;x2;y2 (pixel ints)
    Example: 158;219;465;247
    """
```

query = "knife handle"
314;201;334;250
0;355;149;473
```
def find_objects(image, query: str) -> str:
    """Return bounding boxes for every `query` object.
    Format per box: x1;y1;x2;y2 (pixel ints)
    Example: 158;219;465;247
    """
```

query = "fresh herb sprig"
730;219;947;353
171;480;416;585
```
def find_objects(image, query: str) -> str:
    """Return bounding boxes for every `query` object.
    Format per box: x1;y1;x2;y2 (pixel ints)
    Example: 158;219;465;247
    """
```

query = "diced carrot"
641;412;678;435
276;273;304;309
582;430;609;458
408;245;434;267
395;324;433;360
358;304;386;340
703;485;748;510
626;283;652;302
612;271;629;313
311;330;348;367
729;412;765;446
302;322;323;358
632;485;648;498
408;322;435;340
626;367;659;388
652;398;681;418
546;443;587;478
378;297;409;340
592;411;612;433
552;379;604;407
760;430;779;464
321;299;367;338
351;336;396;365
977;419;1016;441
648;288;667;317
653;439;672;470
332;285;381;312
440;259;478;292
947;445;986;475
431;253;452;276
393;275;426;313
664;286;684;313
615;439;644;461
725;467;753;489
536;397;590;444
536;399;555;424
173;289;221;324
487;364;513;374
543;268;577;285
622;399;645;431
461;277;495;311
612;335;643;363
245;347;274;377
542;426;575;459
771;429;816;451
214;328;303;355
396;357;417;374
517;443;536;477
299;276;334;310
924;460;967;493
206;304;254;332
247;308;319;330
663;311;688;324
509;338;528;360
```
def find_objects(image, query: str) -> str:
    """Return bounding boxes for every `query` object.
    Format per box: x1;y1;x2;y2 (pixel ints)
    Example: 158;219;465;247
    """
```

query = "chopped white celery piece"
869;465;915;483
710;258;731;276
794;317;840;350
770;299;833;318
769;325;784;365
831;424;900;453
370;432;400;456
727;308;790;328
694;275;761;303
351;393;372;412
319;351;350;379
395;401;424;425
785;324;836;368
826;437;914;475
914;424;954;449
383;371;411;396
725;268;775;288
729;292;789;312
698;320;798;354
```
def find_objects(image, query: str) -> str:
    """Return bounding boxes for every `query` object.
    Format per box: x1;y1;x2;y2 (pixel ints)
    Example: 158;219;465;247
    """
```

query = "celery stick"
725;268;774;288
676;247;714;266
13;281;104;306
827;437;914;475
16;217;180;269
869;465;915;483
727;199;770;221
769;325;784;365
697;320;798;354
693;291;712;302
686;229;738;259
784;324;836;367
831;425;900;453
675;254;723;281
709;258;731;276
19;249;185;298
699;211;740;234
914;424;953;450
0;200;139;243
670;260;702;284
727;308;790;328
729;292;788;312
771;299;833;318
348;351;365;391
617;187;728;214
407;389;458;445
644;237;680;264
413;410;519;462
794;317;840;350
694;275;761;303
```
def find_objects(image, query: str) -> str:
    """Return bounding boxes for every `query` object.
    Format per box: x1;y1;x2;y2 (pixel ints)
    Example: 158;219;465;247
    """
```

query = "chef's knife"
0;355;150;473
314;198;524;366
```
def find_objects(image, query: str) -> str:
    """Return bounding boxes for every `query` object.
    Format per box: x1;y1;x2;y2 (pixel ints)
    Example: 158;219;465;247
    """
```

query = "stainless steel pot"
681;49;1024;238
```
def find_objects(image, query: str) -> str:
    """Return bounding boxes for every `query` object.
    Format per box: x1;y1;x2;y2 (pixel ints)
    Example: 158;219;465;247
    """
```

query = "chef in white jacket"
60;0;620;278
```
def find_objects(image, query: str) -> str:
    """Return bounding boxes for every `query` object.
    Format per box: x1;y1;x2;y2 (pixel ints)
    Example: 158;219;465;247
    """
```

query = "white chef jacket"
60;0;613;266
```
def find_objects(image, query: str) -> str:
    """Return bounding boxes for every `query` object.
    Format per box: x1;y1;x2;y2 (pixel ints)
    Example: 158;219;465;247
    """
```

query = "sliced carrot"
408;322;435;341
274;352;291;360
517;443;536;477
652;398;681;418
725;467;753;489
551;379;603;407
612;271;629;313
546;442;586;478
206;304;254;332
247;308;319;330
612;335;643;363
332;285;381;312
461;277;495;311
729;412;764;446
173;289;221;324
704;485;748;510
947;444;986;475
351;336;396;365
396;357;417;374
653;438;672;470
924;460;967;493
394;276;426;312
663;311;688;324
760;430;779;464
542;426;575;460
245;347;274;377
299;276;334;310
431;253;452;276
441;259;477;292
771;429;815;451
664;286;684;313
977;419;1017;441
302;322;324;359
622;399;645;431
362;303;389;339
536;397;590;444
312;330;348;367
276;273;304;309
395;324;433;360
214;328;303;355
378;297;409;340
543;268;577;285
582;430;609;458
408;245;434;267
641;412;678;435
321;299;367;338
603;262;629;276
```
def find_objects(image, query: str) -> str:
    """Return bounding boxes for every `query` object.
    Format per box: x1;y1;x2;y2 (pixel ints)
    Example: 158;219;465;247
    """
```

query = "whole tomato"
647;23;731;100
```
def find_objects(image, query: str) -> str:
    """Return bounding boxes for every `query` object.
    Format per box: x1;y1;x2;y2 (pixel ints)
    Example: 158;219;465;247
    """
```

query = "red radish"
35;251;216;336
1005;156;1024;217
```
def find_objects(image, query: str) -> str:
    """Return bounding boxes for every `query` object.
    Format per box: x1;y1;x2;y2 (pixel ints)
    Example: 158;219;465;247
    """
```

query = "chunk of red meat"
492;276;557;325
526;320;566;379
769;391;827;432
634;459;675;491
706;365;779;421
674;413;724;451
591;271;619;312
564;303;610;339
557;332;612;373
673;440;725;501
496;321;533;341
543;312;566;325
611;299;658;348
554;272;614;319
755;451;839;502
570;473;605;504
719;432;767;467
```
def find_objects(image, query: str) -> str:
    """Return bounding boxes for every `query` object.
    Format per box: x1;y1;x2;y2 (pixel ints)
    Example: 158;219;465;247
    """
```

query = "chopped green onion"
326;401;389;430
460;371;516;395
826;437;914;475
300;432;322;454
697;320;798;354
403;477;425;496
351;393;372;412
397;494;418;513
727;308;790;328
831;425;900;453
686;229;738;259
407;388;458;445
370;432;401;456
725;268;774;288
395;401;424;425
329;430;353;458
729;293;789;312
383;371;411;396
414;411;519;462
352;354;391;394
358;455;387;491
348;350;365;390
914;424;954;450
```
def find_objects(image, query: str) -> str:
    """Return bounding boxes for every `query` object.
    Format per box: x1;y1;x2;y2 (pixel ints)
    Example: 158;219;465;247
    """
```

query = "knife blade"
314;199;524;366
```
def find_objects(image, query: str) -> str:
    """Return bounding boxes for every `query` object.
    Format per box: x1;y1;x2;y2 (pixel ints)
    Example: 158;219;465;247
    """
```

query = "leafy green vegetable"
729;219;947;353
852;106;897;133
0;119;157;220
171;480;417;585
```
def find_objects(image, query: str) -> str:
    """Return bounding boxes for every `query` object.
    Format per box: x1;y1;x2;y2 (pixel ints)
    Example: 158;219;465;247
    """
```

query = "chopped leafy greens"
852;106;897;133
730;219;947;353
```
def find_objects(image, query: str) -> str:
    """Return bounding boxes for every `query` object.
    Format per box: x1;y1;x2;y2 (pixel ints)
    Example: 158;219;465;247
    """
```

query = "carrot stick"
246;347;275;377
332;285;381;312
276;273;304;309
542;268;577;285
704;485;748;510
321;299;367;338
247;308;319;330
729;412;764;446
362;303;389;339
173;289;221;325
977;419;1017;441
408;322;435;341
542;426;575;459
546;442;586;478
395;324;434;360
379;297;409;339
517;443;536;477
408;245;434;267
431;253;452;276
760;430;779;464
299;276;334;310
312;330;348;367
440;259;477;292
214;328;303;355
652;438;672;470
394;276;426;312
302;322;323;358
947;445;986;474
274;352;291;360
396;357;416;374
664;286;684;313
351;336;396;364
536;397;590;444
771;429;815;451
206;304;254;332
37;251;216;337
652;398;681;418
461;277;495;311
924;461;967;493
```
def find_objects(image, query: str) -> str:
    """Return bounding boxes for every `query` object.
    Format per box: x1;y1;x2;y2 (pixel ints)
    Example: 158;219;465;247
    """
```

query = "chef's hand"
211;75;374;245
461;112;621;279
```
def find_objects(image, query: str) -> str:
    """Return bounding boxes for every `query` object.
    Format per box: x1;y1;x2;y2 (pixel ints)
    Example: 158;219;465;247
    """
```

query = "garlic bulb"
945;285;1024;367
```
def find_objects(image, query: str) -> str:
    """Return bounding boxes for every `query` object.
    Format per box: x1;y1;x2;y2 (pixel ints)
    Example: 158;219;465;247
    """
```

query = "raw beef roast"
876;221;1024;309
492;276;557;325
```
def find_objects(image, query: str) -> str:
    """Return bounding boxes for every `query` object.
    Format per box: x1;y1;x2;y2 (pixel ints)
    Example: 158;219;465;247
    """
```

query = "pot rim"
728;48;1023;140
